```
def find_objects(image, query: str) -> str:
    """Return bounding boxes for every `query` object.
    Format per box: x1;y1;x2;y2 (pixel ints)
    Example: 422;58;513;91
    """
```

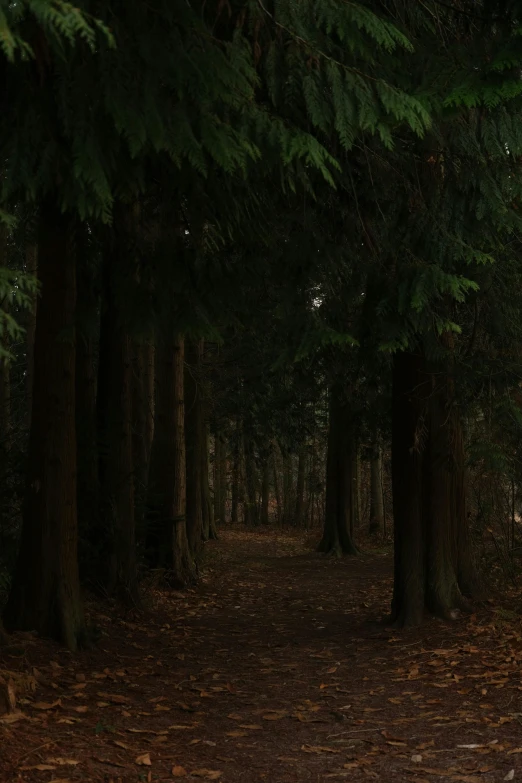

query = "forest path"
1;529;521;782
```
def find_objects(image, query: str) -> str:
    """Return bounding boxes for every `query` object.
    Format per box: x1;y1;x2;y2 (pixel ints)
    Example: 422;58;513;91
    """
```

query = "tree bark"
185;339;205;554
147;335;194;584
390;350;427;627
132;339;155;543
214;434;227;526
261;458;270;525
231;421;240;525
4;201;85;650
282;451;294;527
202;425;217;539
97;209;137;603
25;242;38;429
272;446;282;525
294;447;307;528
369;439;384;534
391;345;477;626
317;386;358;556
244;438;259;526
76;326;99;578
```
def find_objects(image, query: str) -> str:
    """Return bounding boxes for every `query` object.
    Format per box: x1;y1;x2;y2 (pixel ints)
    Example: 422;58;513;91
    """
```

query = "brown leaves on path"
1;529;522;781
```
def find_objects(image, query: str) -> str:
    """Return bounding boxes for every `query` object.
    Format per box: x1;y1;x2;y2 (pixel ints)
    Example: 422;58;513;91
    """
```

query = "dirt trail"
1;530;521;782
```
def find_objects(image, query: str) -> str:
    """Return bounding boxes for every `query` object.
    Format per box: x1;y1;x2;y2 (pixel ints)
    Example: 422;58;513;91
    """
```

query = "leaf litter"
1;529;522;780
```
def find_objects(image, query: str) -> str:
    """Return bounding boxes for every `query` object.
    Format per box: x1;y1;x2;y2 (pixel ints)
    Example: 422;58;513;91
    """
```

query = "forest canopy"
0;0;522;653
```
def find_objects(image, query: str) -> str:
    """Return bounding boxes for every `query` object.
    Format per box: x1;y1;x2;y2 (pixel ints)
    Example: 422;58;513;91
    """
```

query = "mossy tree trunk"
317;386;358;556
4;200;85;650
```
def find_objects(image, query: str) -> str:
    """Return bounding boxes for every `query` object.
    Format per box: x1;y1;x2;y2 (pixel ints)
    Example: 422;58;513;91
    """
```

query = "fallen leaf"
33;699;61;710
0;711;25;724
46;758;80;766
97;691;131;704
412;755;423;763
172;766;187;777
69;705;89;713
301;745;341;754
504;773;515;782
190;771;222;780
21;764;56;772
136;753;152;766
262;711;288;720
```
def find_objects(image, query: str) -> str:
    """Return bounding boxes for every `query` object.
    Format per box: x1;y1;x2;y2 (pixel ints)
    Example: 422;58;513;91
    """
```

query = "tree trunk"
391;345;476;626
390;350;427;627
185;339;205;554
261;458;270;525
317;387;358;556
0;224;10;455
97;211;137;603
294;447;307;528
4;201;85;650
244;439;259;526
214;434;227;526
202;425;217;539
132;339;155;543
147;335;194;584
231;417;241;525
369;439;384;534
282;451;294;527
76;327;99;579
25;242;38;429
272;447;282;525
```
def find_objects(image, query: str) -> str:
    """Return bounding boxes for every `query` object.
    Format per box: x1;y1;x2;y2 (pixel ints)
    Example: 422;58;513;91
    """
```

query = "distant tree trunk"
147;335;194;584
132;339;155;542
391;350;427;627
75;225;99;581
453;414;478;597
231;422;240;525
317;386;358;556
97;209;137;603
25;242;38;428
244;439;259;526
202;425;217;539
185;339;205;554
294;447;306;528
76;326;99;578
272;447;282;525
214;434;227;526
369;439;384;534
282;451;294;527
261;459;270;525
353;445;361;532
4;201;85;650
0;225;11;452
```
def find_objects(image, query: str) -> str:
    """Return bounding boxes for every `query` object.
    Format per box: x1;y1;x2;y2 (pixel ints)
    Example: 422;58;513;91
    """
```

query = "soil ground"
1;529;522;782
